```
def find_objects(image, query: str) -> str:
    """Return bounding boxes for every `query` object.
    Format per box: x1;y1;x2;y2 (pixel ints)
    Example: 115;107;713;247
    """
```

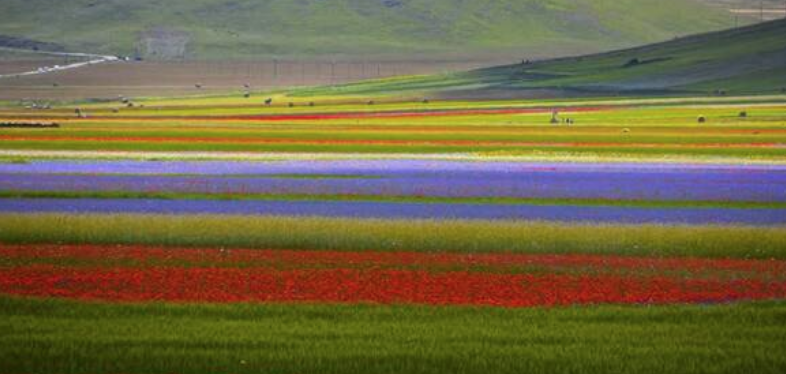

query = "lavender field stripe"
0;172;385;180
2;190;786;209
1;198;786;225
2;160;785;203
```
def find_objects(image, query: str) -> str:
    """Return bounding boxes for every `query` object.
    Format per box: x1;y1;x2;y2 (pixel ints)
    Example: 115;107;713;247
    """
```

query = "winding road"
0;47;119;79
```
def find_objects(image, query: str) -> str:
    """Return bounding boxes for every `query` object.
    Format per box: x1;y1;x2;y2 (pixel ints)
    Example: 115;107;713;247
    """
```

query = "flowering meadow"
0;95;785;373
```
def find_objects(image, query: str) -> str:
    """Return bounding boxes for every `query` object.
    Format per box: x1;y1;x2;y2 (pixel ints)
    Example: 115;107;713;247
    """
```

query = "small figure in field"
697;115;706;124
550;110;560;125
739;111;748;118
112;108;119;113
75;108;86;119
264;98;273;106
565;118;574;125
422;98;430;104
195;83;203;89
243;92;251;98
243;83;251;89
288;102;295;108
367;100;375;105
622;128;630;133
308;102;315;107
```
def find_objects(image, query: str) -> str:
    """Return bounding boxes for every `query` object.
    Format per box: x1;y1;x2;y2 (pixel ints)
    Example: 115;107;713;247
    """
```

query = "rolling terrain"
297;19;786;98
0;0;737;60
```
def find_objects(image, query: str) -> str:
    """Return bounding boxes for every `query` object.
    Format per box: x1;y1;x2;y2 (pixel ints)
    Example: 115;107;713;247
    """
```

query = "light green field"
1;214;784;259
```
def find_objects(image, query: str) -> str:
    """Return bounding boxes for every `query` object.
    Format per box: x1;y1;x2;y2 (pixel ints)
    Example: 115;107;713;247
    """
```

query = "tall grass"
1;214;784;258
1;296;784;374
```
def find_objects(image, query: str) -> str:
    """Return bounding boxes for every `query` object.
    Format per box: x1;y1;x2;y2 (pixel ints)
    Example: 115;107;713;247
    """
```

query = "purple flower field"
2;160;785;224
1;160;785;202
1;198;785;225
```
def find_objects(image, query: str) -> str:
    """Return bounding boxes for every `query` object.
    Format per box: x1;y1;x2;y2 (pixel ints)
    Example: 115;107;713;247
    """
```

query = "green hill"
296;19;786;97
0;0;738;60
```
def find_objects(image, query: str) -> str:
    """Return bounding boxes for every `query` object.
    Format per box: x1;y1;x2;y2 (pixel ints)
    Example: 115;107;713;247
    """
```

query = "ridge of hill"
0;0;737;60
294;19;786;98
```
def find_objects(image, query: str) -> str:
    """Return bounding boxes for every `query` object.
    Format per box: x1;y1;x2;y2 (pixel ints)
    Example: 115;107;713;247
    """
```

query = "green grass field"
2;296;785;374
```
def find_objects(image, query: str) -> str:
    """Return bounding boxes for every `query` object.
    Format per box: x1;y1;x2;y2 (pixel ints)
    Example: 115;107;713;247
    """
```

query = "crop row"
4;244;785;275
2;244;784;306
2;161;785;202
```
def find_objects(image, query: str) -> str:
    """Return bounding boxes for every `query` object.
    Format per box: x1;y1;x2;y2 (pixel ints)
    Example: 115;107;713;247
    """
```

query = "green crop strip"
1;214;785;259
1;297;785;374
1;190;785;210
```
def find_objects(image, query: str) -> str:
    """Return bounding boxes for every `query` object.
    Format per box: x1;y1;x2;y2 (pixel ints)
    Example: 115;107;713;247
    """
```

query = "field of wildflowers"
0;95;785;373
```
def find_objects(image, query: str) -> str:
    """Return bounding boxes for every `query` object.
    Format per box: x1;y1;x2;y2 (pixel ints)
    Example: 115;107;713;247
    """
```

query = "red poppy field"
2;244;785;307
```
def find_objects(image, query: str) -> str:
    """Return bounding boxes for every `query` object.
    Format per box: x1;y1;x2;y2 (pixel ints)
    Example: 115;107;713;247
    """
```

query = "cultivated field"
0;59;499;101
1;92;785;372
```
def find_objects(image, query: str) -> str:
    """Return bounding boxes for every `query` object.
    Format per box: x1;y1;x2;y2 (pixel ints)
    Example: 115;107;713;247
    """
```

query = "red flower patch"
1;244;784;307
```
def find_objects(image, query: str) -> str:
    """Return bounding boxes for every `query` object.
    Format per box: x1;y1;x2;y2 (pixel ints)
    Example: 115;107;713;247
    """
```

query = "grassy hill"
294;19;786;98
0;0;738;60
699;0;786;21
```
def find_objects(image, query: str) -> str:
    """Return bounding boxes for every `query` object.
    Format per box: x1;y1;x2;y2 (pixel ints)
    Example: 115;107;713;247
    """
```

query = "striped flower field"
1;95;785;373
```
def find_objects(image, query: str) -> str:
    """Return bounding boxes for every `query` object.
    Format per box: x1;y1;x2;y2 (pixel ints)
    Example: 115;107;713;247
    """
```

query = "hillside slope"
0;0;736;60
296;19;786;98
